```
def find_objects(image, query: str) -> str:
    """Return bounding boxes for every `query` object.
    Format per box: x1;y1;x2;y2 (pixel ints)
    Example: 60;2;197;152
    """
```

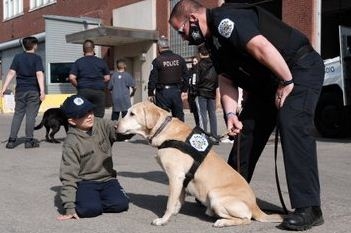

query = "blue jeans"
9;91;41;141
195;96;217;137
75;179;129;218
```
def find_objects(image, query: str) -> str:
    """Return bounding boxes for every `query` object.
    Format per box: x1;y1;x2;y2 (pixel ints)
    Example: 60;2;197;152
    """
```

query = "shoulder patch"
218;18;235;38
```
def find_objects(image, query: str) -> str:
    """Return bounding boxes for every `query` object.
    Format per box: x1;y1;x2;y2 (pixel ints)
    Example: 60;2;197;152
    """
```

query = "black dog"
34;108;68;143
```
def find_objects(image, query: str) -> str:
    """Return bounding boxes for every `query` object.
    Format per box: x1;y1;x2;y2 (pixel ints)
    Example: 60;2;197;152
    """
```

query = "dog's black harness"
158;127;213;188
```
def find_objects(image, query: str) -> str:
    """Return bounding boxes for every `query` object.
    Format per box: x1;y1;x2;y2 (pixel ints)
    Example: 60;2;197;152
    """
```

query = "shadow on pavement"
50;185;64;215
118;171;168;185
127;192;214;223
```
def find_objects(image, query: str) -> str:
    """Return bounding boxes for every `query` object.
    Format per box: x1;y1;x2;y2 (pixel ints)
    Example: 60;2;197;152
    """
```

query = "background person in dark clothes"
108;59;136;120
147;35;189;121
188;56;200;126
69;40;110;118
1;36;45;149
195;45;219;144
170;0;324;231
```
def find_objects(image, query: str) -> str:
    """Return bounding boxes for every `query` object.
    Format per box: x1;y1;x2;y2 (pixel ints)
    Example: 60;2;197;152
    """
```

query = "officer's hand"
275;83;294;108
148;96;155;103
226;114;243;136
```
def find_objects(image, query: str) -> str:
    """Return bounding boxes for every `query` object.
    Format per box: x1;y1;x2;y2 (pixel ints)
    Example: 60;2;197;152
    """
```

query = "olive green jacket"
59;117;131;215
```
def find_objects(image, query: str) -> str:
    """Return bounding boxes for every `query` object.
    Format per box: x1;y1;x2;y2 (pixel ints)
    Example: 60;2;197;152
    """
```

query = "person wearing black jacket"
195;46;219;144
188;57;200;126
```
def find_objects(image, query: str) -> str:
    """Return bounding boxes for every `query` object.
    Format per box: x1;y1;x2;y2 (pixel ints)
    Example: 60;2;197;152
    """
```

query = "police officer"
148;35;189;121
170;0;324;231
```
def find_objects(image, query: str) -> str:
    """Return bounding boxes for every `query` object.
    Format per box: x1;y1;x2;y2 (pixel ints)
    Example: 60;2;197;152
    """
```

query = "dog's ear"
143;102;161;130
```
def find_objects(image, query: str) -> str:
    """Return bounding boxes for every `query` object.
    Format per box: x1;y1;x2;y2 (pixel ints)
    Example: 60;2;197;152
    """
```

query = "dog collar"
148;115;172;144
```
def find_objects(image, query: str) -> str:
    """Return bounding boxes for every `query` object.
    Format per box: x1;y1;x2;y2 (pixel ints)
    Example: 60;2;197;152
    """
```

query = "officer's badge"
218;18;234;38
189;133;209;152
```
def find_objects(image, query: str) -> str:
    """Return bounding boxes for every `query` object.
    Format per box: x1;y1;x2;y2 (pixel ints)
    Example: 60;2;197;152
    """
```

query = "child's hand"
56;213;80;221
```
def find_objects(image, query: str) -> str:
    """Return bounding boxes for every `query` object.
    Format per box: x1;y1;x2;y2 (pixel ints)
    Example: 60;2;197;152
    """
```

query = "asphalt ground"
0;109;350;233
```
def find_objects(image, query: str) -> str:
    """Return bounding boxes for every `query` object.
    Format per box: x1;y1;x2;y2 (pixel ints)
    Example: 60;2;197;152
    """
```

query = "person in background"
147;35;189;121
188;56;200;126
57;95;132;221
195;45;219;144
1;36;45;149
108;59;136;120
69;40;110;118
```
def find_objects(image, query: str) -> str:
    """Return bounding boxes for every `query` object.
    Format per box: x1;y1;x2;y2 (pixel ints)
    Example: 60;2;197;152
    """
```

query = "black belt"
286;44;314;67
157;84;180;90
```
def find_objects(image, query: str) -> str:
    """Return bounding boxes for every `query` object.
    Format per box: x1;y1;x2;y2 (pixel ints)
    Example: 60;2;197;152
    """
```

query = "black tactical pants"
156;87;184;121
227;51;324;209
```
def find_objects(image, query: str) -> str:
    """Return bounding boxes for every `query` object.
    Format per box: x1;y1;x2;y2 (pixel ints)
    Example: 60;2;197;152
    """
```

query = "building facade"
1;0;351;112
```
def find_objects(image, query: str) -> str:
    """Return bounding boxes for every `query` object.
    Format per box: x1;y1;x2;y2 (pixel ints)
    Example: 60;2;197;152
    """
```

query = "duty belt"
156;83;179;90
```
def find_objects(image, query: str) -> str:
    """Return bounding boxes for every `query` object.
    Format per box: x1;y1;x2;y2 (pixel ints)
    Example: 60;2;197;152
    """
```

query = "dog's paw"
213;219;226;228
152;218;168;226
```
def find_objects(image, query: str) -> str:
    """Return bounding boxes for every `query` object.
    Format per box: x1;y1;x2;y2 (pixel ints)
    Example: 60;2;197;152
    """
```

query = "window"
3;0;23;20
30;0;56;10
49;63;73;83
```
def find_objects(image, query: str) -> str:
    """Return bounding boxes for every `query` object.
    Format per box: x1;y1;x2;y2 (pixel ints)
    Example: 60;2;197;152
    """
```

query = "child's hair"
21;37;38;51
116;59;127;70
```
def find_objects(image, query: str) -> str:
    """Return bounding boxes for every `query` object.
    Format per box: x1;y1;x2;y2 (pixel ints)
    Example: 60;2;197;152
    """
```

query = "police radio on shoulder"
280;79;294;86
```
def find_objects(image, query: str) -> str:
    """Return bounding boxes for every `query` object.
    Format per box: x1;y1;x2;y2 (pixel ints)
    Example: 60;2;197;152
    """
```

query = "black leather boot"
280;206;324;231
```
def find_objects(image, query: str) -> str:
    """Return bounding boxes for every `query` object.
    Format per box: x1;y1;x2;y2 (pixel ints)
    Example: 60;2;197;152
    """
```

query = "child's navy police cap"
60;95;95;118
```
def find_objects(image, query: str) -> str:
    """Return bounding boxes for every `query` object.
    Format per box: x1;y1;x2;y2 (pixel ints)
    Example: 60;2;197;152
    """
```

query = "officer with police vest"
148;36;189;121
170;0;324;231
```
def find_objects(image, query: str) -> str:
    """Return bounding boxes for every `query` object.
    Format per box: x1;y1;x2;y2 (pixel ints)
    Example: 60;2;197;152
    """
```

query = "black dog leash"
274;121;289;214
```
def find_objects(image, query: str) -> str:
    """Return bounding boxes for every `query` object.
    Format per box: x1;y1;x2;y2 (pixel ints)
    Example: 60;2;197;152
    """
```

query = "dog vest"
158;127;213;188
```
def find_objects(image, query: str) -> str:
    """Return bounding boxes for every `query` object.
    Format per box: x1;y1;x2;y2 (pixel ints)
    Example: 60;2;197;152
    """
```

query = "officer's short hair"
157;35;169;49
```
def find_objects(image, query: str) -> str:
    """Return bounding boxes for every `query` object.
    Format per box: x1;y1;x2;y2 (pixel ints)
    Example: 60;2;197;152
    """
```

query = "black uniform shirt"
206;5;309;99
148;50;189;96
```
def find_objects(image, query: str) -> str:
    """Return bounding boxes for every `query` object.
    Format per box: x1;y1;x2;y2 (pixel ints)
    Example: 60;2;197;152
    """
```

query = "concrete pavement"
0;109;350;233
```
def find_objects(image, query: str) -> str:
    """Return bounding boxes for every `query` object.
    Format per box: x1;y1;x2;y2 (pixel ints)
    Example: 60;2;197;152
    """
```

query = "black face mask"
188;20;205;46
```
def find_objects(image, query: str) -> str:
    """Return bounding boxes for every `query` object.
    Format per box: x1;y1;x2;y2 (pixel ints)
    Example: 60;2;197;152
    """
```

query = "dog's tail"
252;205;283;223
34;119;44;130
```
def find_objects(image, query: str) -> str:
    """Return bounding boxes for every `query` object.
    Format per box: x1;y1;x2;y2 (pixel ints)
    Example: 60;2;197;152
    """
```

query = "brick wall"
282;0;315;43
0;0;142;42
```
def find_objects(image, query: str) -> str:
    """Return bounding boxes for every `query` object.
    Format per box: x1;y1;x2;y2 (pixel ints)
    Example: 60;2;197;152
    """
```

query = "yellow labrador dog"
117;101;282;227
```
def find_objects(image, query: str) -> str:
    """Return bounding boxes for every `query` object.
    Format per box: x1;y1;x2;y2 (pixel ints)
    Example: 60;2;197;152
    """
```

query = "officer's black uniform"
206;3;324;210
148;50;189;121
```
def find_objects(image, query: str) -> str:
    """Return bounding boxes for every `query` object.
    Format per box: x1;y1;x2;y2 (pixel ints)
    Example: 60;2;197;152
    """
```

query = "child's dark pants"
75;179;129;218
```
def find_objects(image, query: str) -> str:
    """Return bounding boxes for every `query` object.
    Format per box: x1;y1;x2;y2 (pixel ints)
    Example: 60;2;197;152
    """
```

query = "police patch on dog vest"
188;127;211;153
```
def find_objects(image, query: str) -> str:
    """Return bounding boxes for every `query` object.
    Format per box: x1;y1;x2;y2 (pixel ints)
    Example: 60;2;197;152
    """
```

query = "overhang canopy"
65;26;159;46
